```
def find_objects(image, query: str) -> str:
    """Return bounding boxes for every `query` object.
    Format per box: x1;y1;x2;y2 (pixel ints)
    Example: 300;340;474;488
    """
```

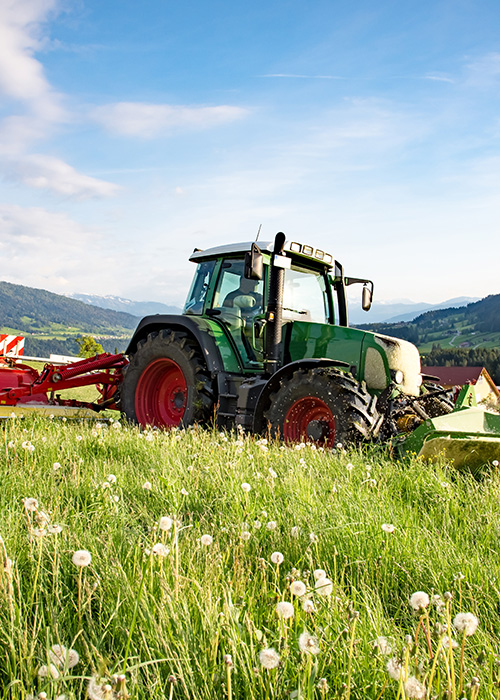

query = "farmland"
1;418;500;699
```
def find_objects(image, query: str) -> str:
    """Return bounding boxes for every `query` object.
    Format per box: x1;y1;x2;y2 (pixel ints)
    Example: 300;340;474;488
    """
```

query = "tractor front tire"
121;329;213;428
264;367;377;448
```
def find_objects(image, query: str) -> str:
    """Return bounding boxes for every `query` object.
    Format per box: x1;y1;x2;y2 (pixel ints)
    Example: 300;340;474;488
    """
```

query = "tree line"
421;346;500;384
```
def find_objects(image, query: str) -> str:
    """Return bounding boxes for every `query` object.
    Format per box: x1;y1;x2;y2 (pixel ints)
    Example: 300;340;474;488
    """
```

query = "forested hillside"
0;281;139;332
357;294;500;383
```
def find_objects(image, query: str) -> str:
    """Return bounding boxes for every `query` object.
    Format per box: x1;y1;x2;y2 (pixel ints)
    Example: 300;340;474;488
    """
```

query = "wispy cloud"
464;52;500;87
0;0;65;121
260;73;343;79
5;154;121;199
90;102;248;138
422;74;454;84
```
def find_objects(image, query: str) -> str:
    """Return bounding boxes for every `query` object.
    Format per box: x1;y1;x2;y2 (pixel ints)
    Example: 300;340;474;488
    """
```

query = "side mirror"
244;243;263;280
362;283;373;311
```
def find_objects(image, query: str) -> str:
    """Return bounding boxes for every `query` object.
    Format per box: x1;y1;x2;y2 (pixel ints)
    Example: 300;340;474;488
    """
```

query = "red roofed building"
421;366;500;404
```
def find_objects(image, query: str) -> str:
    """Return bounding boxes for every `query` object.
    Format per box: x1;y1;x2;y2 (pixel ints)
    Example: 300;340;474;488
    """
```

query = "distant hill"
348;296;477;325
0;281;139;332
67;293;182;317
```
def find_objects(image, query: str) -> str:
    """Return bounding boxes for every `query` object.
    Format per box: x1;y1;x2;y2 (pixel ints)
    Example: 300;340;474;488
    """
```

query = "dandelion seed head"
290;580;307;597
386;657;404;681
241;482;251;492
266;520;277;530
302;598;316;613
315;577;333;596
492;459;499;467
290;526;299;537
298;630;320;654
346;462;354;471
404;676;426;699
441;634;458;649
270;551;284;565
159;516;173;531
241;531;251;541
259;647;280;669
151;543;169;557
375;636;392;655
180;488;188;496
22;497;38;511
200;534;213;546
313;568;326;580
453;612;479;636
142;481;152;490
72;549;91;567
107;474;117;483
309;532;318;543
49;644;79;668
268;468;277;478
53;462;61;470
409;591;429;611
382;523;395;533
38;663;60;679
276;601;295;619
254;520;262;529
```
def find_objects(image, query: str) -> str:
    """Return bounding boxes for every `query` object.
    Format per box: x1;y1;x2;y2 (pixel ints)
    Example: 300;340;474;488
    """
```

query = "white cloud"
90;102;248;138
464;52;500;87
260;74;342;80
0;0;64;120
5;153;121;199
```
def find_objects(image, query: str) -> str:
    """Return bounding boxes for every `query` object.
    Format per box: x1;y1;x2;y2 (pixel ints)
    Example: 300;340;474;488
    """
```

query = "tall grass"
1;416;500;699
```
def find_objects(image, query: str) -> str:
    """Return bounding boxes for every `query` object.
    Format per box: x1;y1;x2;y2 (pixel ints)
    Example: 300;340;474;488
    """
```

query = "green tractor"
121;232;500;469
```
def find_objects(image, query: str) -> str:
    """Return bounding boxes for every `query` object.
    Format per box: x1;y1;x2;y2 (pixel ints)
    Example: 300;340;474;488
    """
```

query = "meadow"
1;417;500;699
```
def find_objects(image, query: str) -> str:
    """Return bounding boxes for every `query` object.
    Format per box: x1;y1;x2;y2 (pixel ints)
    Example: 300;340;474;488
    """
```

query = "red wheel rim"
135;358;187;427
283;397;336;447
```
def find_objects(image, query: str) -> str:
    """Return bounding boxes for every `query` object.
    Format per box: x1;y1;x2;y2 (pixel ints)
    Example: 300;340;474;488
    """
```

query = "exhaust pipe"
264;232;286;375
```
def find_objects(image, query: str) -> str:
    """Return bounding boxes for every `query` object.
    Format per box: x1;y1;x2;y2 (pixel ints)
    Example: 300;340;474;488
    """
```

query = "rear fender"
125;315;225;375
252;358;351;433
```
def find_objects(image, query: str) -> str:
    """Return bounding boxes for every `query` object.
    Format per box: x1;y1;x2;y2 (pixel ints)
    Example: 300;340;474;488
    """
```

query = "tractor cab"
184;238;373;373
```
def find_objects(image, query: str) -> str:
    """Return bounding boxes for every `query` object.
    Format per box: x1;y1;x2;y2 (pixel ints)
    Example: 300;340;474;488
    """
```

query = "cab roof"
189;239;335;270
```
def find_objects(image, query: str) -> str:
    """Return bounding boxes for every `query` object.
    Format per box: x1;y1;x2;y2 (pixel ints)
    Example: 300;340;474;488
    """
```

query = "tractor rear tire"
264;367;378;448
121;329;214;428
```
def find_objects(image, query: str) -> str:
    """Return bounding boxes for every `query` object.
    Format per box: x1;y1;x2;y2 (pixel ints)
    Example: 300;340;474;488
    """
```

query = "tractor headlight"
393;370;404;385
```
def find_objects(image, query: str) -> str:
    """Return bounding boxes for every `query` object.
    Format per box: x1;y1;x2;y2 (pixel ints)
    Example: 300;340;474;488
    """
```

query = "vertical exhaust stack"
264;232;286;375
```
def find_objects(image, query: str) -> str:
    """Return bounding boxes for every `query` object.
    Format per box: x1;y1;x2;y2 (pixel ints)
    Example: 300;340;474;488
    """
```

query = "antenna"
255;224;262;242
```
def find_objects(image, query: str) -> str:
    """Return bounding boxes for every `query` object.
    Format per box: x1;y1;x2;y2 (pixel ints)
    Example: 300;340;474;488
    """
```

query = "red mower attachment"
0;353;128;417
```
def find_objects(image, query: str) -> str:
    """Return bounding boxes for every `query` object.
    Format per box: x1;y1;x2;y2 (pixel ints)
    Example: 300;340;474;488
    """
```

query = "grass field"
1;418;500;699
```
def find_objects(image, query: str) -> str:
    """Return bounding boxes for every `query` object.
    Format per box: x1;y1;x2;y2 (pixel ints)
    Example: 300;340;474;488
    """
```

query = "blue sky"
0;0;499;309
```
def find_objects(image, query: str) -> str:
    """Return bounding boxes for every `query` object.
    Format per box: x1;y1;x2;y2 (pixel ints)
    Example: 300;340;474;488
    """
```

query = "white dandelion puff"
309;532;318;543
409;591;430;611
270;551;284;565
315;577;333;596
107;474;117;483
180;488;189;496
159;516;173;531
404;676;426;699
298;630;320;655
276;601;295;619
49;644;79;668
313;569;327;580
22;497;38;511
38;663;60;679
241;531;251;541
442;634;458;649
142;481;152;490
254;520;262;529
453;612;479;636
241;482;251;492
302;598;316;613
200;534;213;546
290;526;299;538
375;636;392;655
259;647;280;669
72;550;91;567
290;580;307;597
386;657;404;681
151;543;169;557
266;521;277;530
268;468;277;478
53;462;62;471
382;523;395;533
